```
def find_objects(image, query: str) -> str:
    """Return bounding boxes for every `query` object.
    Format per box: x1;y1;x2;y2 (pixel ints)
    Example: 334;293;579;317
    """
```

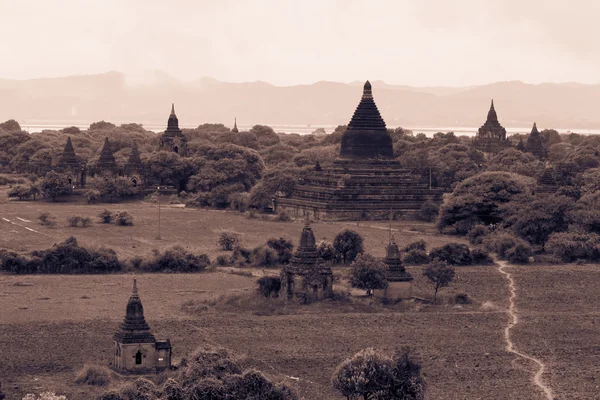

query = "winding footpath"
497;261;554;400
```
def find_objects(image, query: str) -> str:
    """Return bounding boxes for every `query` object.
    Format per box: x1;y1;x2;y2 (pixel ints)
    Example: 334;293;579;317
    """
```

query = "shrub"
453;293;472;304
316;240;335;262
38;212;56;227
275;210;292;222
333;229;364;264
115;211;134;226
402;249;429;265
505;242;532;264
67;215;82;227
482;232;525;259
266;237;294;264
139;246;211;272
21;393;67;400
216;255;232;266
97;389;123;400
545;232;600;262
98;209;113;224
403;240;427;252
257;276;281;298
251;246;278;267
85;189;101;204
471;247;494;265
467;225;490;245
349;253;388;296
217;230;241;251
80;216;92;227
428;243;473;266
331;348;394;400
232;246;253;264
162;378;184;400
74;364;111;386
419;200;439;222
388;347;427;400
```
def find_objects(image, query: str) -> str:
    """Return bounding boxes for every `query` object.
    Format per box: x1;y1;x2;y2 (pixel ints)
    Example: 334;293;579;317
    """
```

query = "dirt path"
497;261;554;400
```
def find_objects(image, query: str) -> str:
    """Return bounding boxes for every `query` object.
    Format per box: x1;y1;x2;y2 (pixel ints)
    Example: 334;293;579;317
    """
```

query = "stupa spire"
362;80;373;99
487;99;498;122
58;136;79;168
97;137;117;172
232;117;239;133
170;103;175;116
132;278;138;296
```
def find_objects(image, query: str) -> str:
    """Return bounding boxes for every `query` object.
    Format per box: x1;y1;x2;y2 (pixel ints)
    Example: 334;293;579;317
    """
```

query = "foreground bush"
115;211;134;226
74;363;111;386
37;212;56;227
331;347;426;400
138;246;211;273
98;209;113;224
545;232;600;262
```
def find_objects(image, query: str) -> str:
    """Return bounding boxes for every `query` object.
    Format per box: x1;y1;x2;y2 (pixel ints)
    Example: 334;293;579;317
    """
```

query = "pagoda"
57;136;80;172
537;163;558;195
375;234;414;300
278;81;443;219
280;217;333;301
96;137;118;174
525;123;546;159
472;100;511;155
124;141;144;175
231;118;239;133
159;104;187;156
113;279;171;373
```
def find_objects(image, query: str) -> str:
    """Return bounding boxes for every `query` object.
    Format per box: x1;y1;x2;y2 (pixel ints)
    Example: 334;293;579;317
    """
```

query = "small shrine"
56;136;86;187
472;100;512;156
375;235;414;300
96;137;118;174
525;122;547;159
280;217;333;301
113;279;172;373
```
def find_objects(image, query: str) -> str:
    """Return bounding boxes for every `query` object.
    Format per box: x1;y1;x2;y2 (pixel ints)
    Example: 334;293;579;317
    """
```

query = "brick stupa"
525;123;546;159
57;136;80;171
124;141;144;176
97;137;117;174
159;104;187;156
278;81;443;219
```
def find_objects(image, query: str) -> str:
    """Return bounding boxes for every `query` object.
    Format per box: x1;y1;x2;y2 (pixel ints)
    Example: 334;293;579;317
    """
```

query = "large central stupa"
278;81;443;220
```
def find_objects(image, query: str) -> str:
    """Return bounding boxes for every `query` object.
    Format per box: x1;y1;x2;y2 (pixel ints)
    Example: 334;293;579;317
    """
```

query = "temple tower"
97;137;117;174
339;81;393;159
375;235;414;300
113;279;171;373
281;217;333;301
57;137;80;171
525;122;546;159
159;104;187;156
472;100;511;155
124;141;144;184
231;118;239;133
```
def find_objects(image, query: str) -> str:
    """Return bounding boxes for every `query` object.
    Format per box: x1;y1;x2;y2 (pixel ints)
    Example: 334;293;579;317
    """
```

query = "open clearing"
1;195;600;399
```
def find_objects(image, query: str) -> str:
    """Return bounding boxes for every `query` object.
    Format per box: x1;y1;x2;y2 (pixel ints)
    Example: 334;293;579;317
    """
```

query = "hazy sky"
1;0;598;86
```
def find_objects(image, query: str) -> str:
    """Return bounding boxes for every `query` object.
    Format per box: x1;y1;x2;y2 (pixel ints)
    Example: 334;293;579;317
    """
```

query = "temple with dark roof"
525;123;546;159
278;81;443;219
124;141;144;176
56;136;86;187
280;217;333;301
159;104;187;156
96;137;118;174
113;279;171;373
472;100;511;155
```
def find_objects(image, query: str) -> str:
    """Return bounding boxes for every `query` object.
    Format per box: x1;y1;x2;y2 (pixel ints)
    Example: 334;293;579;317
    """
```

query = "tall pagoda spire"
58;136;79;168
125;140;143;176
339;80;393;159
486;99;498;123
167;103;179;131
232;118;239;133
114;279;156;344
97;137;117;172
525;122;546;159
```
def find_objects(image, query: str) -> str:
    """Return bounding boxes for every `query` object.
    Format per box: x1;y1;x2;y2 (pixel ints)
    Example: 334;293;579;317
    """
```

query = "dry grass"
74;364;112;386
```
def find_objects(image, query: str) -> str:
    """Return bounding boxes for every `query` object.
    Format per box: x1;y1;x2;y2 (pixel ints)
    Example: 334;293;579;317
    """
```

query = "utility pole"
156;186;161;240
429;166;432;189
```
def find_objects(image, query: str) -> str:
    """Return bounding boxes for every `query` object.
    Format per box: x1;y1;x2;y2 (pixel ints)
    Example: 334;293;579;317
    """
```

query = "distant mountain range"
1;71;599;131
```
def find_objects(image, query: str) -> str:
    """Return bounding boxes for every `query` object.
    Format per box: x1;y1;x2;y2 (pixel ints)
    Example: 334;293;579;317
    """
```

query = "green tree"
513;194;572;247
423;260;455;303
333;229;364;264
388;347;427;400
349;253;388;296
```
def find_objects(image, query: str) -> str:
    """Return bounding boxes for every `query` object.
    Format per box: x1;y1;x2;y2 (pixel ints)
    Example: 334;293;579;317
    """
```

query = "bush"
331;348;394;400
275;210;292;222
251;246;278;267
423;260;455;302
232;246;253;265
162;378;184;400
217;230;241;251
505;243;532;264
266;237;294;264
453;293;472;304
85;189;101;204
67;215;82;227
403;240;427;252
317;240;337;262
419;200;439;222
80;216;92;227
482;232;526;259
98;209;113;224
349;253;388;296
545;232;600;262
471;247;494;265
115;211;134;226
74;364;111;386
139;246;211;272
333;229;364;264
467;225;490;245
38;212;56;227
257;276;281;298
216;255;232;266
428;243;473;266
403;249;429;265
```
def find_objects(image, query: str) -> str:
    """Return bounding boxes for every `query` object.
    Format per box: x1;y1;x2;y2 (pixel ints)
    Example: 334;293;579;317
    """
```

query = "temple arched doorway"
135;350;142;365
